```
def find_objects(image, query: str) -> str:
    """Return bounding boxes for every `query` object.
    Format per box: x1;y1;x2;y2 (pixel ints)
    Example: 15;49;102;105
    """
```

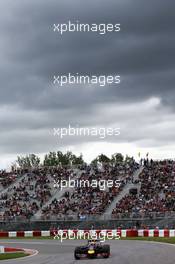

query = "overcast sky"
0;0;175;169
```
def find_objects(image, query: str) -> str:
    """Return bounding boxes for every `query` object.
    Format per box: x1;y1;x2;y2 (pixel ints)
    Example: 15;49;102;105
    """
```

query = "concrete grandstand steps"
0;168;82;219
102;183;132;218
33;169;83;219
133;165;143;181
102;167;143;218
0;172;56;206
0;173;28;196
33;186;75;219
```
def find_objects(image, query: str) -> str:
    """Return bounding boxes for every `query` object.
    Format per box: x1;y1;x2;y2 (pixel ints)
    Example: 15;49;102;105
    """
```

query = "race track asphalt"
0;239;175;264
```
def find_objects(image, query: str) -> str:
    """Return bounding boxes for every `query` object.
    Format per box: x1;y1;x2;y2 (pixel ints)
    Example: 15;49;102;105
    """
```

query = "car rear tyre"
102;245;110;258
74;252;80;260
74;248;81;260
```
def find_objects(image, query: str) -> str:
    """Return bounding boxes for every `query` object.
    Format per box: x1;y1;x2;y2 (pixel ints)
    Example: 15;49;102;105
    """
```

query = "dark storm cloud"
0;0;175;162
0;0;175;110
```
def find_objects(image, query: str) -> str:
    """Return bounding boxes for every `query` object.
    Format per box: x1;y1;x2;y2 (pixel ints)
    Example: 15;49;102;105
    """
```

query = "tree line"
15;151;134;169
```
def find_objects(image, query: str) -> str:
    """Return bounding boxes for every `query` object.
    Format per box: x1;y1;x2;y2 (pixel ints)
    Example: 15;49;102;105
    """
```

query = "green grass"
0;236;175;245
122;236;175;244
0;252;29;260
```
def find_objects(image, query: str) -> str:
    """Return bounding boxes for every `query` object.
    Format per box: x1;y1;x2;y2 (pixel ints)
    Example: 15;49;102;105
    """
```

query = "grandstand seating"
0;159;175;223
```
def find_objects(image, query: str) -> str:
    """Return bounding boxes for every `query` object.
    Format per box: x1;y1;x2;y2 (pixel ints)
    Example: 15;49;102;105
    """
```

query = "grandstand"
0;154;175;230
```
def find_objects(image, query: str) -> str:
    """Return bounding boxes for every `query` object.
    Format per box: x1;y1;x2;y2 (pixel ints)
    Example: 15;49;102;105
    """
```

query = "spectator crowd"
112;159;175;219
0;159;175;221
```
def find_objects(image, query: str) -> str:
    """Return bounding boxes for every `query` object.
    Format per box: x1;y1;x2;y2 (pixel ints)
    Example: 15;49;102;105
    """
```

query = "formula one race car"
74;239;110;259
